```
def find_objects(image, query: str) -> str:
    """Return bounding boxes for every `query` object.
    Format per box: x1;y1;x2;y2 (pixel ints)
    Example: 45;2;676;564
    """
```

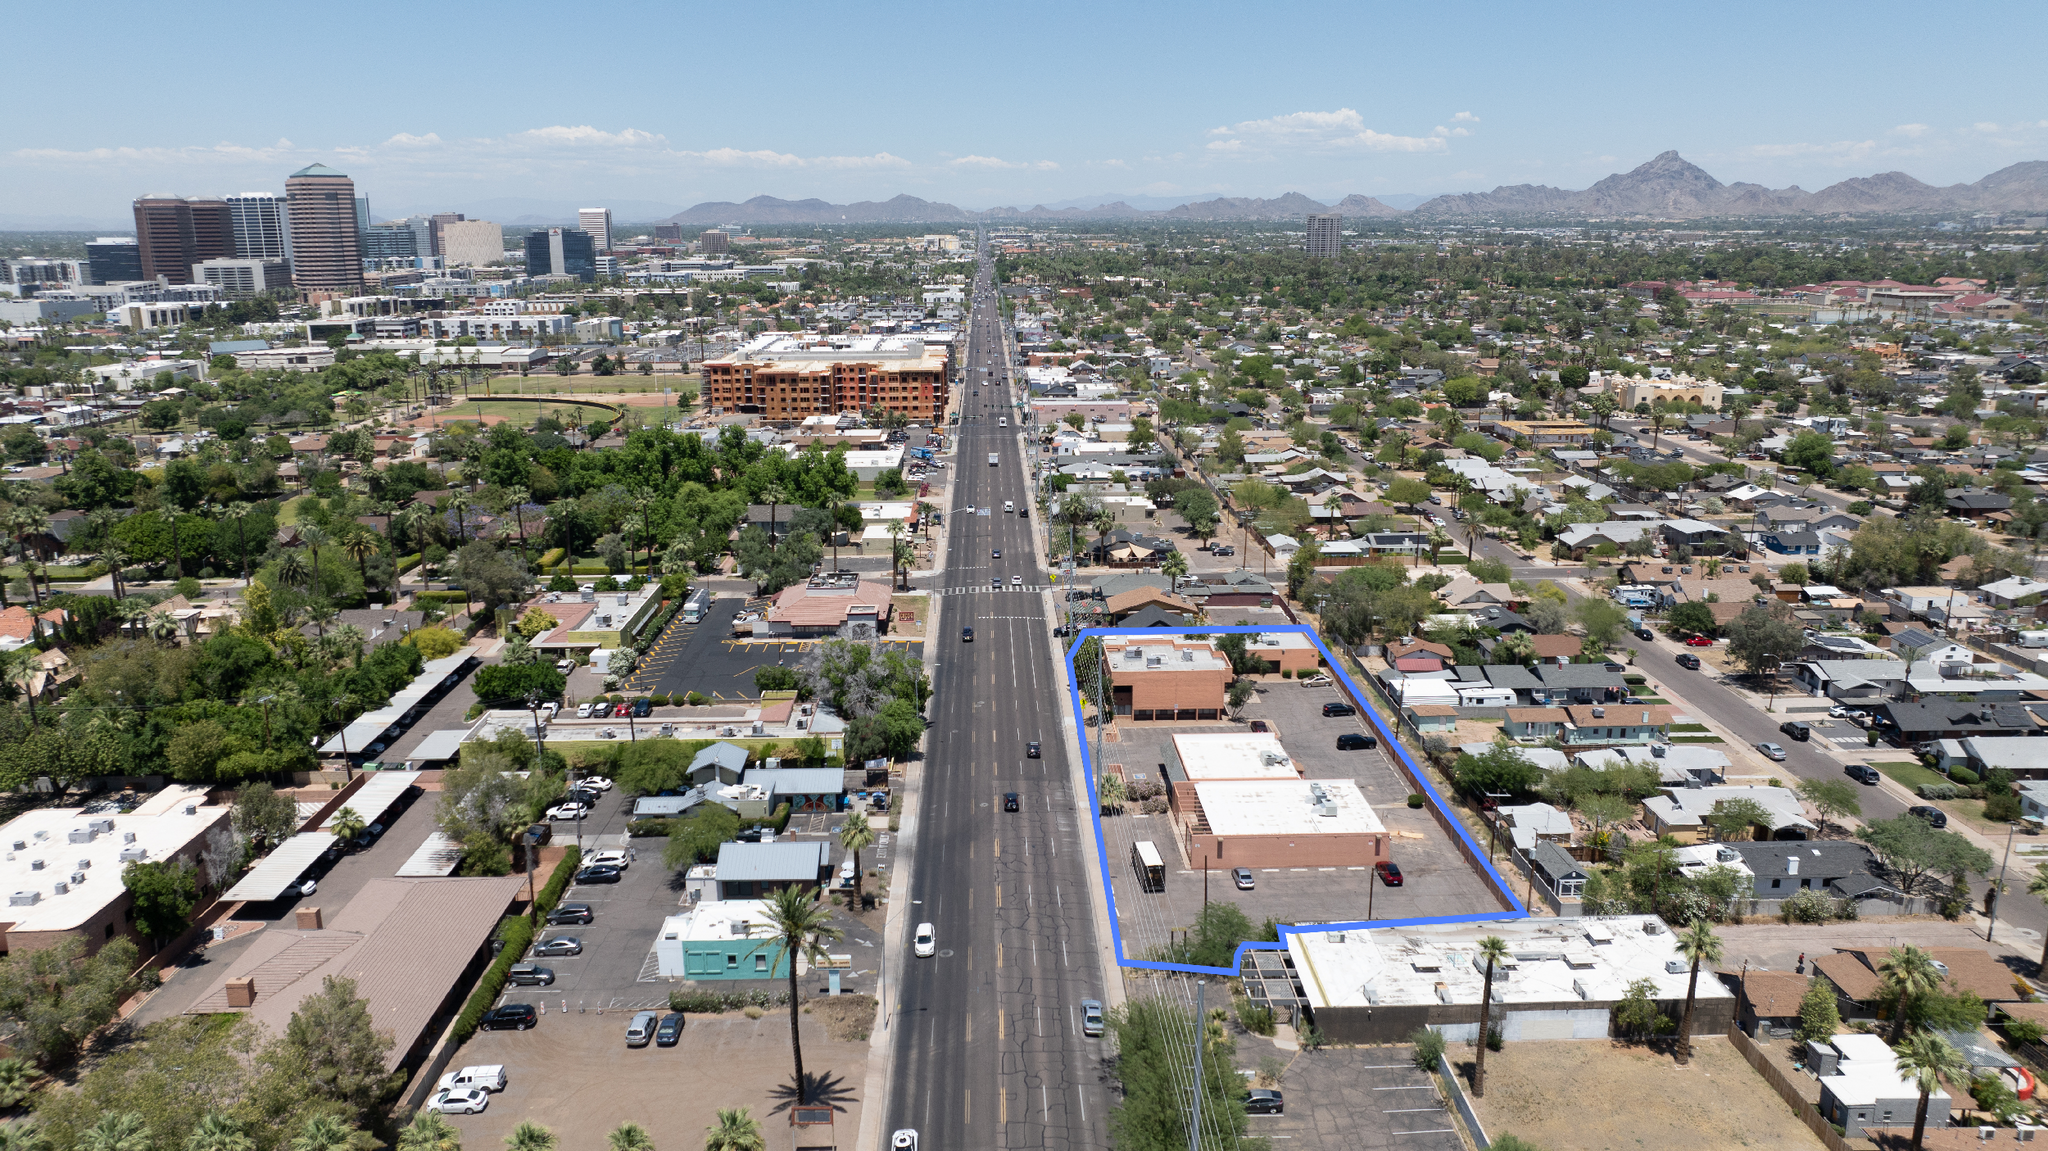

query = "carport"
318;770;419;831
318;648;477;755
404;729;468;767
221;831;339;902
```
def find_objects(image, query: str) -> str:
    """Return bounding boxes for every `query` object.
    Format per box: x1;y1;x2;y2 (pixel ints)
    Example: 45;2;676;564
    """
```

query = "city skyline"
7;0;2048;228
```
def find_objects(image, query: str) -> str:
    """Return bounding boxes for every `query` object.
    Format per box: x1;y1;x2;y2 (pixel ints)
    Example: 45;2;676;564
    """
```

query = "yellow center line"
965;1090;971;1126
997;943;1003;969
994;837;1000;858
996;885;1002;908
966;1014;972;1042
998;1010;1005;1041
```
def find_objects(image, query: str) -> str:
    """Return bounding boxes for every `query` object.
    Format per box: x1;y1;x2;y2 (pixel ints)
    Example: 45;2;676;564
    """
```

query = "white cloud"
1204;108;1447;155
948;155;1058;170
1451;112;1480;123
1432;126;1472;138
1892;123;1931;138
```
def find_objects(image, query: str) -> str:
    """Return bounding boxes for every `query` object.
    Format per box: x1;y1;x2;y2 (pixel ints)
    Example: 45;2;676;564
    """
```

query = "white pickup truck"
438;1064;508;1093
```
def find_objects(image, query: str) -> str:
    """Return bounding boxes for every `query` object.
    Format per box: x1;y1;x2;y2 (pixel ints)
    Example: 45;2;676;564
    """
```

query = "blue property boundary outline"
1065;623;1527;976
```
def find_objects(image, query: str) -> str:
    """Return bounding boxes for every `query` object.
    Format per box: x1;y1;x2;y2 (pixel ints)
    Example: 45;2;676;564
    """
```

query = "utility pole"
1989;821;2017;943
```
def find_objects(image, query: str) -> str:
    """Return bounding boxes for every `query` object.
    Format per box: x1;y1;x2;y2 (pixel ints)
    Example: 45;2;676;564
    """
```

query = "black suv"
1845;764;1882;785
1676;653;1702;670
1778;721;1811;742
1003;792;1019;812
575;865;623;885
1908;805;1949;829
481;1004;537;1031
1321;702;1357;718
631;698;653;718
1336;733;1376;750
547;902;594;926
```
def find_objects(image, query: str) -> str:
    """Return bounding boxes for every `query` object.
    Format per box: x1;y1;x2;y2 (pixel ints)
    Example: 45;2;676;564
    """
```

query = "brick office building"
701;334;950;425
1101;636;1230;721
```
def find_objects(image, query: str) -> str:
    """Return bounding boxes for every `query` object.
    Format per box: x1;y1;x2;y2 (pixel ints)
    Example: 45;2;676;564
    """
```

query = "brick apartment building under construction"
701;334;950;425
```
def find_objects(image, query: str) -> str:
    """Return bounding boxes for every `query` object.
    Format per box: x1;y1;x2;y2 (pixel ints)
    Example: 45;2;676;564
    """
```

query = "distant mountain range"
657;153;2048;225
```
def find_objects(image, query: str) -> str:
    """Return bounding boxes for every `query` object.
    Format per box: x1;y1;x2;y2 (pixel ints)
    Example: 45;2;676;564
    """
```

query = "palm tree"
0;1121;49;1151
330;806;366;844
503;486;532;561
117;596;153;639
702;1109;763;1151
447;492;472;544
1093;508;1118;566
101;540;130;601
1894;1031;1965;1151
0;1056;35;1109
184;1114;252;1151
78;1112;152;1151
277;548;309;592
2029;862;2048;976
761;484;788;544
3;647;45;729
605;1124;652;1151
396;1113;459;1151
1161;550;1189;589
885;521;903;591
341;526;380;596
764;884;844;1103
299;524;330;593
288;1115;356;1151
839;812;875;907
620;514;645;578
1471;935;1509;1097
1426;525;1453;566
1878;945;1943;1045
1673;920;1723;1065
163;497;191;582
307;603;338;638
222;504;255;587
504;1123;556;1151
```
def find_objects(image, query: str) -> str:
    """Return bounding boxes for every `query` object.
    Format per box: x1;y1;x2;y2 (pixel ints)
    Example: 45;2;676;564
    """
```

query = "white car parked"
584;849;628;870
545;803;591;822
580;776;614;792
576;702;596;719
426;1088;489;1115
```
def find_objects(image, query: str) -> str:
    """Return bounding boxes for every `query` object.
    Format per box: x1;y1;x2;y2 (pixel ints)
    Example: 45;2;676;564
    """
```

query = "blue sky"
9;0;2047;226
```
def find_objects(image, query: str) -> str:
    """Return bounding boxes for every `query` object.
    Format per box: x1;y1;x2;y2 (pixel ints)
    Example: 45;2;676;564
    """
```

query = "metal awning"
405;729;469;764
395;831;464;877
221;832;338;902
319;647;476;754
319;771;419;829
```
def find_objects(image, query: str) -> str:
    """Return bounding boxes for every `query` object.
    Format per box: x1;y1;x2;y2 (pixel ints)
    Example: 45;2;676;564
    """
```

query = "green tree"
1226;679;1256;719
764;885;843;1104
1386;478;1431;508
1796;778;1862;835
79;1113;151;1151
1723;605;1803;677
1877;945;1944;1045
122;859;200;944
1105;995;1254;1151
1703;798;1771;843
1174;486;1220;542
1096;770;1126;815
1795;976;1841;1044
1612;977;1670;1043
398;1114;459;1151
839;811;875;906
2029;860;2048;975
1472;936;1510;1096
1893;1032;1965;1151
1665;601;1716;638
328;806;366;845
1572;597;1629;650
1454;741;1542;801
1673;921;1723;1064
276;975;394;1117
702;1108;762;1151
230;782;298;847
288;1115;357;1151
1858;817;1993;901
504;1124;556;1151
0;937;140;1066
605;1124;652;1151
1783;431;1837;478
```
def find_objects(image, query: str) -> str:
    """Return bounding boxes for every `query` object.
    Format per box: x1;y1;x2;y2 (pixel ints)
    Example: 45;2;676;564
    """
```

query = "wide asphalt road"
882;237;1112;1149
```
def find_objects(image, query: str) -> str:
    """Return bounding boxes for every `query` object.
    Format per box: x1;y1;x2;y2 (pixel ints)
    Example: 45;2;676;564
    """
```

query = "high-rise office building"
525;228;595;282
361;225;420;261
428;213;465;257
226;194;291;262
133;196;234;283
285;164;364;293
439;220;503;267
699;229;729;255
654;224;682;242
578;208;613;252
1305;213;1343;259
85;239;142;284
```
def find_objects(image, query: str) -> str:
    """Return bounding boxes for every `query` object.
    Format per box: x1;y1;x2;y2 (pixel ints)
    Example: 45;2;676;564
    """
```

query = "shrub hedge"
538;548;567;569
1948;766;1981;786
449;844;580;1044
416;590;470;605
667;987;788;1014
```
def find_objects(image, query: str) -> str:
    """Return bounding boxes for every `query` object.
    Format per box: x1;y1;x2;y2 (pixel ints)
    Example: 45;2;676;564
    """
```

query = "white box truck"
988;452;999;466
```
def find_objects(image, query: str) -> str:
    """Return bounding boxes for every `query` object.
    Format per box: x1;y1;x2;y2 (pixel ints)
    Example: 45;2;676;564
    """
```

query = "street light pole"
1989;821;2017;944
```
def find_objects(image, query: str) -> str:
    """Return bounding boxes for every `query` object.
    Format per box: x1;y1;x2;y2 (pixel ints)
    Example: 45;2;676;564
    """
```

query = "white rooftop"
1195;779;1384;838
0;786;226;932
1172;733;1300;782
1288;915;1729;1010
1823;1032;1949;1108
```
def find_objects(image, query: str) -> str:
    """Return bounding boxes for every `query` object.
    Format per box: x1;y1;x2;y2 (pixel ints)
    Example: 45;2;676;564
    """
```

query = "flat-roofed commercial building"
1101;636;1230;721
1182;778;1386;870
1287;915;1734;1046
285;164;364;294
0;785;228;956
133;196;234;284
1305;212;1342;258
439;219;503;267
702;334;950;425
193;258;288;299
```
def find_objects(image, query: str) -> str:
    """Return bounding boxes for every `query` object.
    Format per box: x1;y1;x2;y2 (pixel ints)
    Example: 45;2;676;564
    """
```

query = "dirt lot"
1465;1038;1826;1151
439;1002;872;1151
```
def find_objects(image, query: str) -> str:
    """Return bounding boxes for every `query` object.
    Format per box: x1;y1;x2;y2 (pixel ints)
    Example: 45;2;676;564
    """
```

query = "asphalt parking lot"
629;597;922;702
1231;1038;1460;1151
1093;679;1508;961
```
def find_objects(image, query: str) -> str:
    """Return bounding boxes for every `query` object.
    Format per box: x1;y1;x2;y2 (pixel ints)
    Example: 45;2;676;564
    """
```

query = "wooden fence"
1726;1024;1857;1151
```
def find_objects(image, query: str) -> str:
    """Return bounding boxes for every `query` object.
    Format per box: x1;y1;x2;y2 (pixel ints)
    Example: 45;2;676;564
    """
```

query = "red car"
613;703;632;718
1374;861;1404;887
1684;636;1715;647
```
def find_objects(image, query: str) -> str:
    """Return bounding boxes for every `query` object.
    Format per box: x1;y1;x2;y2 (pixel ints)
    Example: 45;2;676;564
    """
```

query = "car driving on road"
914;922;936;958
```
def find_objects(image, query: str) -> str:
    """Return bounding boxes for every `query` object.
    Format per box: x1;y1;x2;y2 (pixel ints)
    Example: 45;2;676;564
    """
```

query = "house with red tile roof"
0;605;66;645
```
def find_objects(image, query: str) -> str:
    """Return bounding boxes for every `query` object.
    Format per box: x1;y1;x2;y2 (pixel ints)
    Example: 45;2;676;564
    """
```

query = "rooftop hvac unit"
617;594;629;606
184;805;197;816
1146;656;1162;668
1716;846;1739;863
8;891;38;907
51;882;67;895
88;818;113;834
118;847;148;862
122;832;136;844
31;830;46;841
1787;857;1800;875
28;859;42;871
1643;920;1664;934
67;828;93;844
1181;649;1194;662
9;841;21;852
1650;743;1668;758
1666;959;1688;974
1573;978;1592;1001
1317;802;1338;818
75;859;89;870
1435;982;1453;1004
1325;931;1345;943
68;872;84;886
1591;707;1606;718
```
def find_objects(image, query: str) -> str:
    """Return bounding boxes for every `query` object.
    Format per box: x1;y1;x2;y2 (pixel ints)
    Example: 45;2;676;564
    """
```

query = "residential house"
1503;707;1567;741
1789;659;1908;703
712;841;833;900
1760;530;1821;555
1879;700;2041;744
1728;841;1894;902
1386;637;1455;673
1905;655;2048;700
1947;488;2012;521
1977;574;2048;608
1403;704;1459;733
1575;743;1727;788
1814;948;2019;1024
1527;635;1582;664
1527;840;1589;899
1721;968;1817;1037
1814;1032;1950;1138
1561;704;1674;747
1528;664;1627;705
1499;802;1574;847
1794;633;1888;662
1104;587;1200;624
1640;784;1813;843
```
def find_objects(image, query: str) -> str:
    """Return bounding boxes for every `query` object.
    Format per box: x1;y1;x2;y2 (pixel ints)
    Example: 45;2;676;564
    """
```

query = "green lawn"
1670;735;1726;744
1670;723;1712;733
435;399;621;426
1874;760;1945;790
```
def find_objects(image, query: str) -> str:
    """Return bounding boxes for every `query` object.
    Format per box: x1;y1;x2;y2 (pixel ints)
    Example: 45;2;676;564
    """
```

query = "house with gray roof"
1729;841;1896;902
713;840;833;900
1530;663;1627;705
1789;659;1908;703
743;767;847;813
689;742;752;786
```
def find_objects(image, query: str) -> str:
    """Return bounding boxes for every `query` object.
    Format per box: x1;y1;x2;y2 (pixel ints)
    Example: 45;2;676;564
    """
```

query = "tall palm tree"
702;1109;763;1151
299;524;330;594
885;521;903;591
341;526;380;596
764;884;843;1104
307;604;338;639
184;1113;253;1151
163;497;191;582
3;647;45;730
288;1115;356;1151
329;806;366;844
446;492;471;544
502;486;532;562
78;1112;151;1151
1893;1031;1965;1151
1471;935;1510;1097
224;504;254;587
1878;945;1943;1045
620;514;645;578
761;484;788;544
2028;862;2048;976
1673;920;1723;1065
839;811;875;907
396;1113;459;1151
117;596;153;639
1161;550;1189;589
604;1124;652;1151
1092;508;1118;566
277;549;309;592
504;1122;556;1151
1426;525;1453;566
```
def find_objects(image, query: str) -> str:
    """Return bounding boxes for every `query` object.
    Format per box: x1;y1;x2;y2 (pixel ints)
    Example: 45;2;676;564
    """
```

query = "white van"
438;1065;508;1093
1003;501;1014;513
